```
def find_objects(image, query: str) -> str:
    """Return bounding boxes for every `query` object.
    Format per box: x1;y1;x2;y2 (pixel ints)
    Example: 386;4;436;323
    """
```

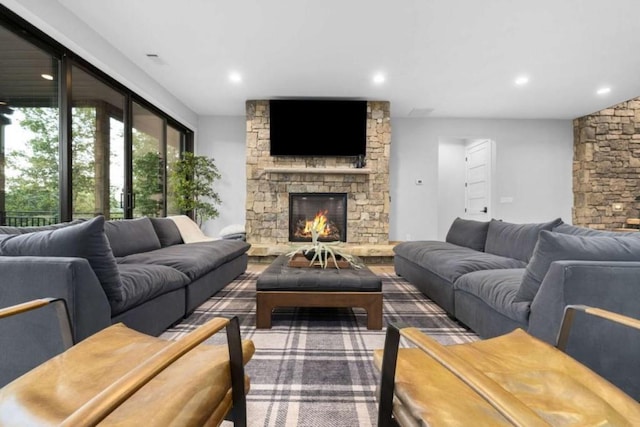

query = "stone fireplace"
245;100;391;246
289;193;347;242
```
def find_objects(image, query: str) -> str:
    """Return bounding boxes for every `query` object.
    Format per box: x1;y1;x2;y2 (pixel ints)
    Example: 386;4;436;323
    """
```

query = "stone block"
580;126;595;142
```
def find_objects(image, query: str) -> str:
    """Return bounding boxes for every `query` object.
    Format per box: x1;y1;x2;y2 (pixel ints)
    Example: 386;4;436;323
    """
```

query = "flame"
303;210;330;237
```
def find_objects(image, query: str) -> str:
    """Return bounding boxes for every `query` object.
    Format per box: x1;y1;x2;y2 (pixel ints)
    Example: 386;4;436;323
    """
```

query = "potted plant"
169;152;221;226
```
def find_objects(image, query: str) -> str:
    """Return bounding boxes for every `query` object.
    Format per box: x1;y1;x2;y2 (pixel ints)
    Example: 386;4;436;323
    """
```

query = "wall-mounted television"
269;99;367;156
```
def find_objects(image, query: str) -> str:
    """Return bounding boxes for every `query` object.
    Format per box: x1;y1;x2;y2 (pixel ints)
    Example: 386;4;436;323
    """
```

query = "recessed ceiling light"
229;72;242;83
41;74;54;81
514;75;529;86
597;87;611;95
0;101;6;105
373;73;385;84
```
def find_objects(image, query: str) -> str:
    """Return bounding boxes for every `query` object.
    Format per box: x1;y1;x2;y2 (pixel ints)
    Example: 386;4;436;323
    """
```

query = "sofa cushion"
118;240;250;281
484;218;562;262
553;223;640;237
0;216;123;302
104;218;162;257
445;217;490;251
149;217;183;247
0;219;85;235
111;264;190;315
515;230;640;302
454;269;530;323
393;241;526;284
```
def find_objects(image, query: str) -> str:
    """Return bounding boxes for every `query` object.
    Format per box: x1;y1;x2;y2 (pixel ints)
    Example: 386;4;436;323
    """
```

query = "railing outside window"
0;211;125;227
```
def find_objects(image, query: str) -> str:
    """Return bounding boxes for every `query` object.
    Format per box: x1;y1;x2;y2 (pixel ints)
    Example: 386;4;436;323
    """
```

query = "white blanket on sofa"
168;215;218;244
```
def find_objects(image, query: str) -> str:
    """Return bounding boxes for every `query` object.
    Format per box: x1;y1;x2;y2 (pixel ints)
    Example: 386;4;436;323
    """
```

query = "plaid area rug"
161;268;478;427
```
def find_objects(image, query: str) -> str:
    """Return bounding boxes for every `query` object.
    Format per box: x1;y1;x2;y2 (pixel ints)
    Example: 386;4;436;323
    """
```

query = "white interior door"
465;140;493;221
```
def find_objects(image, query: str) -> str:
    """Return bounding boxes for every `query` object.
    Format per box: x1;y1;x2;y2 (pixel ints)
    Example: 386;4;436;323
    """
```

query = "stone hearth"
245;100;391;247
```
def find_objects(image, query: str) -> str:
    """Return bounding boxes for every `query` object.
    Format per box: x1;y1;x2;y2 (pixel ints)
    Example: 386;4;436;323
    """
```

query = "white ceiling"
56;0;640;119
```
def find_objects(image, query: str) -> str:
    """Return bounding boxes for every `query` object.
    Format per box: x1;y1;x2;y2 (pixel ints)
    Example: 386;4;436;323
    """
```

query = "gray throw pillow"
515;230;640;302
104;217;162;257
484;218;563;262
445;217;489;251
0;215;123;302
0;219;85;235
149;217;183;247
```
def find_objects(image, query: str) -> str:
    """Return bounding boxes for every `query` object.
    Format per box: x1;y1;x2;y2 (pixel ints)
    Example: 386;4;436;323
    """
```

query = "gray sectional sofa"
0;215;250;386
394;218;640;399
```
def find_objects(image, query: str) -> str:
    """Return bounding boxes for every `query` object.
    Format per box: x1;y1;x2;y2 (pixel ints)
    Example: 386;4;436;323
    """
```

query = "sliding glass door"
0;6;193;224
71;65;126;220
132;102;164;218
0;25;60;226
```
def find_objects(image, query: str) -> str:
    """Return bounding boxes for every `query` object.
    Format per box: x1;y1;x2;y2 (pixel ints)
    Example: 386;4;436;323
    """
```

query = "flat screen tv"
269;99;367;156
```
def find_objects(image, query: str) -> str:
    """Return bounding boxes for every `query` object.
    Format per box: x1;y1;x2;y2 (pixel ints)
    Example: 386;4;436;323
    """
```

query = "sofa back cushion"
149;217;183;247
104;217;161;257
0;215;123;302
0;219;85;235
515;230;640;302
553;223;640;237
484;218;562;262
445;217;490;251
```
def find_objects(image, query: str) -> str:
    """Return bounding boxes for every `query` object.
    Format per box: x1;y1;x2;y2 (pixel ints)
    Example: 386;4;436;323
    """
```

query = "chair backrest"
556;304;640;400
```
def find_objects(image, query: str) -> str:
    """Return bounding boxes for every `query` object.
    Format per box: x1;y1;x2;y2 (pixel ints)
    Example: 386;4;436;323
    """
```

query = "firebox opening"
289;193;347;242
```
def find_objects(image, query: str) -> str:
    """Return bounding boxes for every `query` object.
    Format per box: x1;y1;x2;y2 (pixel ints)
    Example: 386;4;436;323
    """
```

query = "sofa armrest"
0;256;113;386
528;260;640;343
528;260;640;399
0;256;112;341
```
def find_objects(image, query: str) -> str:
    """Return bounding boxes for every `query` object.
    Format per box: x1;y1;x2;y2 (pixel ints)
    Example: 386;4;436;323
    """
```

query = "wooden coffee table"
256;255;383;329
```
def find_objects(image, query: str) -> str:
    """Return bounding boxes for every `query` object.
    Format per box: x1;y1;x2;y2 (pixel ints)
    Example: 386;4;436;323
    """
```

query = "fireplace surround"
289;193;347;242
245;100;391;245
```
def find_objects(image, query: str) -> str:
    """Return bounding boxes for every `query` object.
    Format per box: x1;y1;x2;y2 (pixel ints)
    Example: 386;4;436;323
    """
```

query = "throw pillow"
0;219;85;235
445;217;490;251
104;217;162;257
149;217;183;247
484;218;563;262
0;215;123;302
515;230;640;302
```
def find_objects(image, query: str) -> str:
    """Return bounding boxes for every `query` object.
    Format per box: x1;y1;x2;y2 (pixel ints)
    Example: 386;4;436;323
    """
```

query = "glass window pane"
166;126;182;216
132;102;164;218
0;25;60;226
71;65;126;221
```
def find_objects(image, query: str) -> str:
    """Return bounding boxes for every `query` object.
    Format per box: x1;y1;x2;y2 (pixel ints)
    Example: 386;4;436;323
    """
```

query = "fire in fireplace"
289;193;347;242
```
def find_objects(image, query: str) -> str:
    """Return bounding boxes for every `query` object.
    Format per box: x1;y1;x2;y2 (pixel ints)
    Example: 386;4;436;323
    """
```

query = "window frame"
0;5;193;223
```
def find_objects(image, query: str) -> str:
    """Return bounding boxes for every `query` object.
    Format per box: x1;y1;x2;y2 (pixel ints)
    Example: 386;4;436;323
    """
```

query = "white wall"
201;116;573;242
3;0;198;129
390;118;574;241
196;116;247;237
437;138;466;239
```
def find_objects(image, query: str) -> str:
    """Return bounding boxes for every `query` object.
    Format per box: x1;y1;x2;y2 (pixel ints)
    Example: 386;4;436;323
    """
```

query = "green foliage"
5;108;60;214
5;107;116;218
131;129;164;217
169;152;221;226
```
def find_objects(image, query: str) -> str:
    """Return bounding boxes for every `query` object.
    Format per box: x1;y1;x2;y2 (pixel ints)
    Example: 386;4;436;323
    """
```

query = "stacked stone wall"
573;97;640;228
245;100;391;244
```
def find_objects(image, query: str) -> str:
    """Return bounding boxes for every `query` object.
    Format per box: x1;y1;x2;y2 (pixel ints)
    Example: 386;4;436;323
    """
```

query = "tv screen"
269;100;367;156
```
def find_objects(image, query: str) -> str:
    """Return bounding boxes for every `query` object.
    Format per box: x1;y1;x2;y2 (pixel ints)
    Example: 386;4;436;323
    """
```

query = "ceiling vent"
145;53;165;65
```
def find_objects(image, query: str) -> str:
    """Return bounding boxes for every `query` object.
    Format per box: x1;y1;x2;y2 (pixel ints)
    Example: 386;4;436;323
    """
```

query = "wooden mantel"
263;167;372;175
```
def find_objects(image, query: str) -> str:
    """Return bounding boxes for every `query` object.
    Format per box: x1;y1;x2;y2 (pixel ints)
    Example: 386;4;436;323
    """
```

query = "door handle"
481;207;488;213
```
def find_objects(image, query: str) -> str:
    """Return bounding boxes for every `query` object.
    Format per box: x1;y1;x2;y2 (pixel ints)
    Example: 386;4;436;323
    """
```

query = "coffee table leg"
256;292;273;329
365;294;383;330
